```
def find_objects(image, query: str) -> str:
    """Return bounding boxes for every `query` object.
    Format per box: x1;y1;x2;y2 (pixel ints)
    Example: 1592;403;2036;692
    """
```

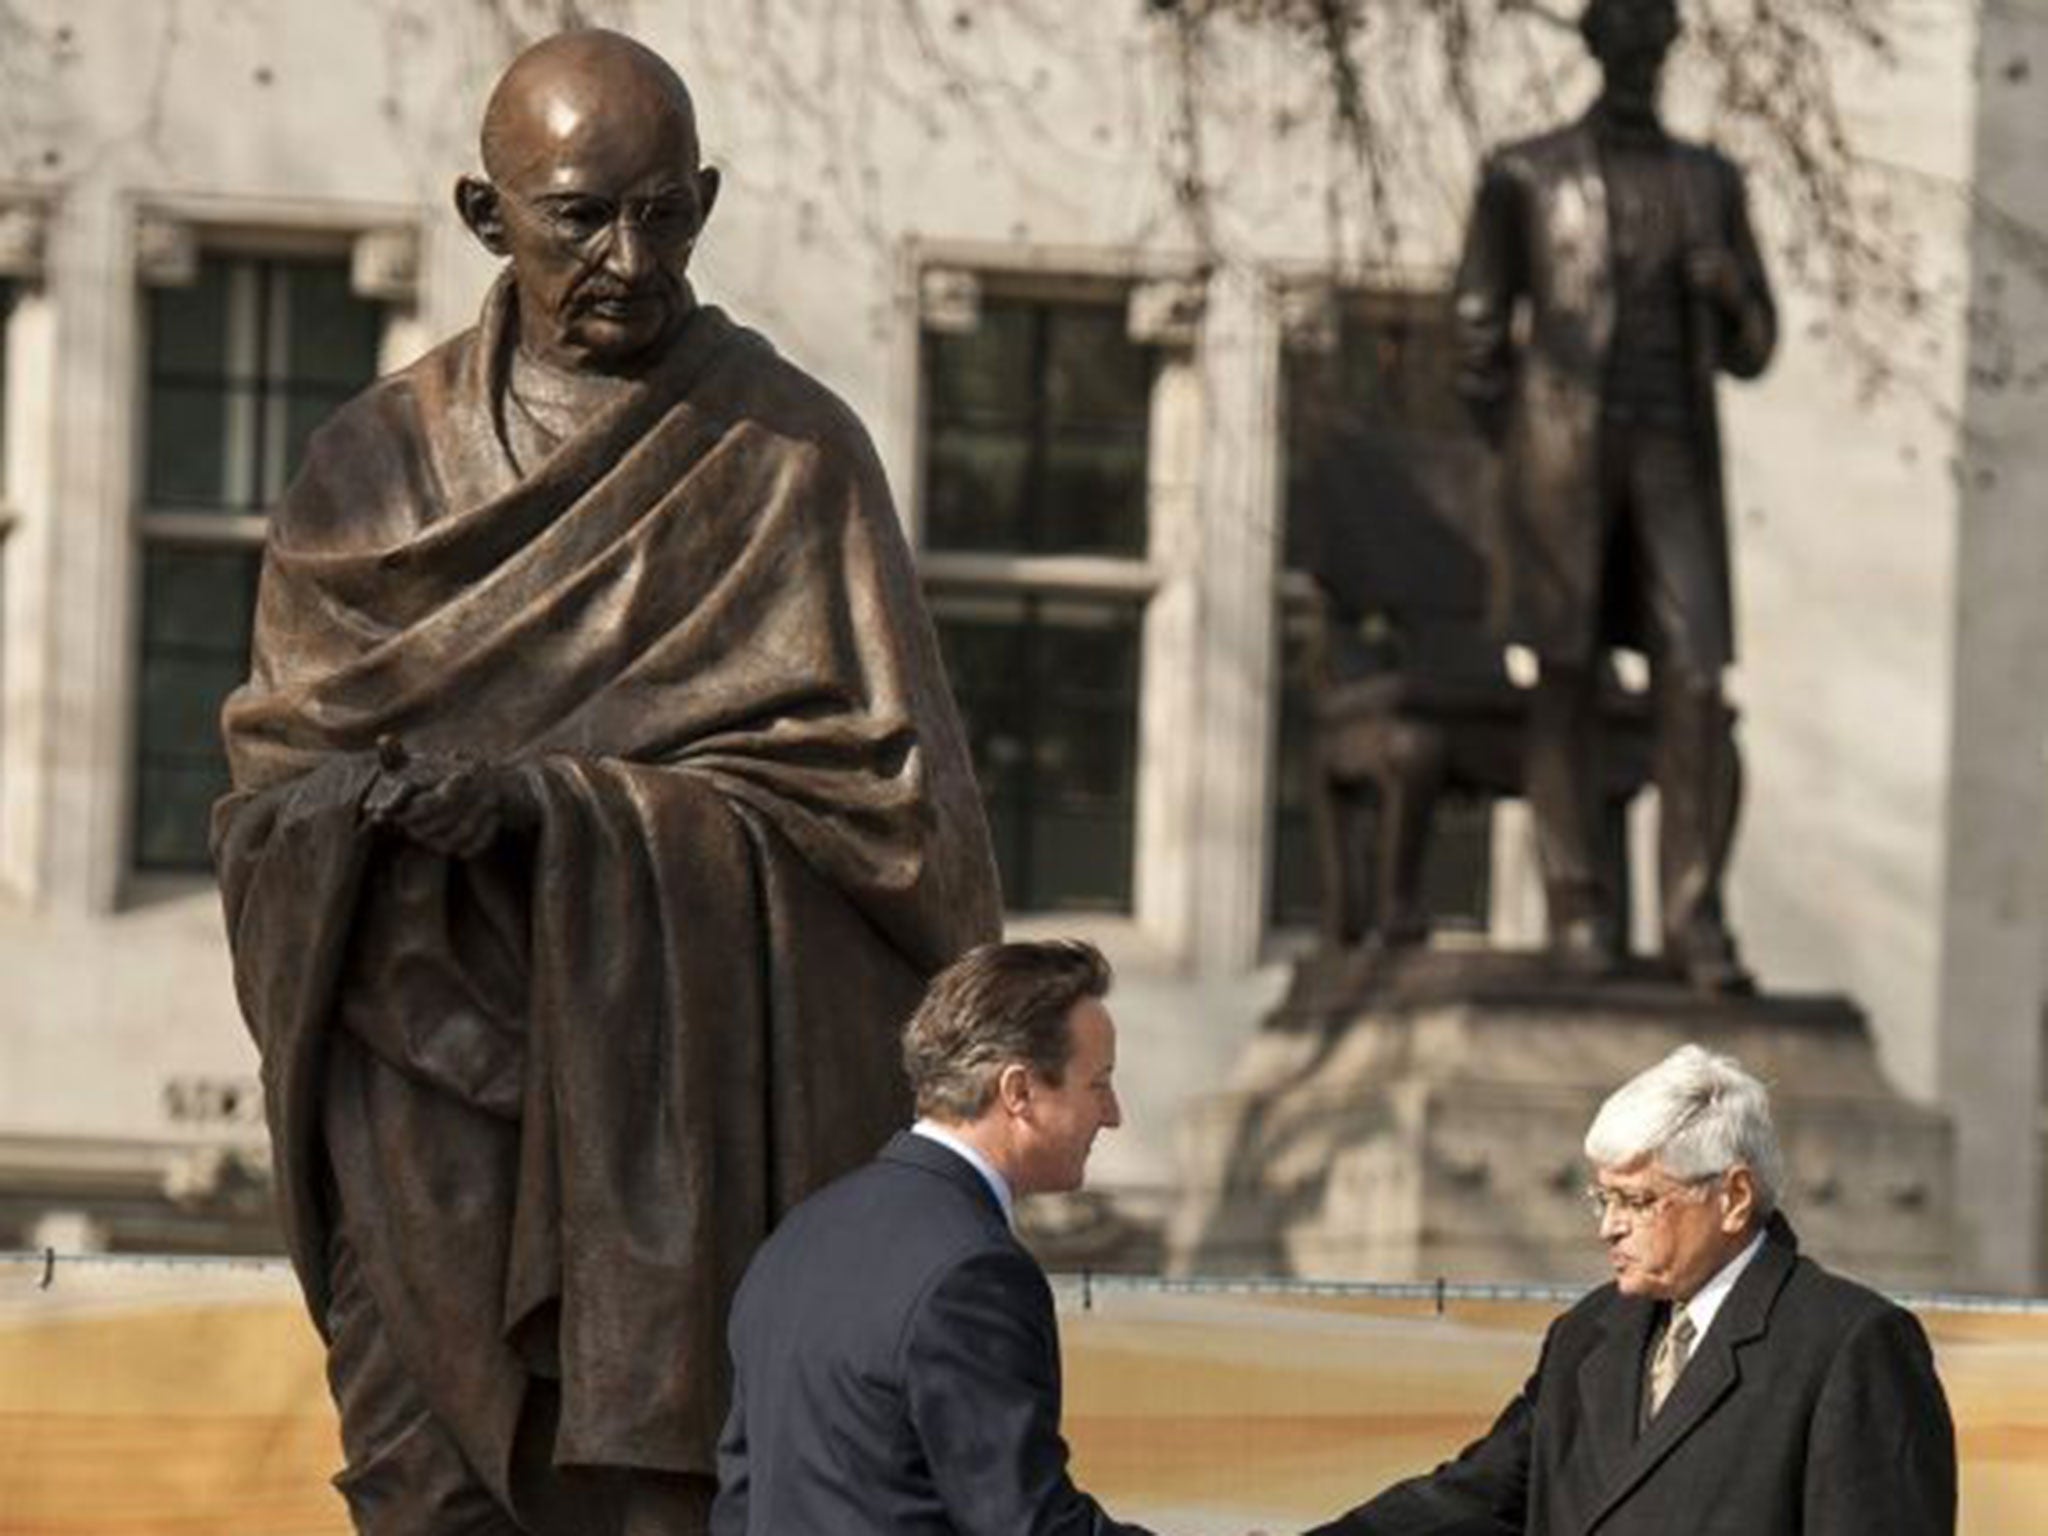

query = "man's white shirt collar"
1679;1227;1766;1342
911;1120;1015;1227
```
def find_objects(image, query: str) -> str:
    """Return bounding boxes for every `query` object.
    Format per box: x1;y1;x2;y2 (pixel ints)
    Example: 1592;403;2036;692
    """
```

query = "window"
1271;289;1494;932
919;286;1157;913
923;297;1151;559
133;254;382;871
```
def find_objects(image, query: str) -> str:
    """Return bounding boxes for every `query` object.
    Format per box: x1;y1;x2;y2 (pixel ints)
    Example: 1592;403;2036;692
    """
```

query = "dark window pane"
930;588;1142;913
136;252;380;873
1037;437;1147;554
138;649;248;761
145;255;381;514
283;263;382;386
1029;809;1134;913
924;428;1029;551
1271;291;1494;933
144;381;237;507
133;547;261;873
1044;304;1151;431
148;262;233;380
141;543;261;653
134;762;235;870
922;290;1151;557
926;303;1035;425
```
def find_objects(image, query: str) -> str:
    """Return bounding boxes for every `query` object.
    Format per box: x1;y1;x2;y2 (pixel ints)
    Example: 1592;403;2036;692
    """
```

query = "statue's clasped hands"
363;734;540;858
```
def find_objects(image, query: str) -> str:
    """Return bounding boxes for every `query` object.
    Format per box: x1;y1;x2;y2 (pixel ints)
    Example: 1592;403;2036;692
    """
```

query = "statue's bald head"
458;29;721;375
480;29;703;187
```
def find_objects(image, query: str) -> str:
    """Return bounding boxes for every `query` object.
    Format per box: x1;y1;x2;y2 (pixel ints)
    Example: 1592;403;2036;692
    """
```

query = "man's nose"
1104;1090;1123;1129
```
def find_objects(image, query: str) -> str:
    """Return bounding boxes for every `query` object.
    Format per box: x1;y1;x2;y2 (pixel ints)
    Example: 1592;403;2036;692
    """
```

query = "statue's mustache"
568;273;668;310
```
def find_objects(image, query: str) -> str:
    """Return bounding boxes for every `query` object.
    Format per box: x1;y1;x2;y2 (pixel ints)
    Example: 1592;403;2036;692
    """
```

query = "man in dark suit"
711;939;1157;1536
1454;0;1776;989
1307;1044;1955;1536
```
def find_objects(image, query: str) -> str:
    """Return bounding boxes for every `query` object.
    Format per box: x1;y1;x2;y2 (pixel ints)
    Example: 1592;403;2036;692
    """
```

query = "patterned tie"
1645;1304;1696;1423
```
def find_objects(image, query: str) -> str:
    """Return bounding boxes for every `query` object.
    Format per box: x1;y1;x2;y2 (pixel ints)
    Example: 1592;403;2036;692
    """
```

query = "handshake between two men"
712;940;1957;1536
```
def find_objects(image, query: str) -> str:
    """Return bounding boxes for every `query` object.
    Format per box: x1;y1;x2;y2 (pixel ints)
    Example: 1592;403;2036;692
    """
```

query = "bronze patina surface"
213;29;999;1535
1453;0;1776;990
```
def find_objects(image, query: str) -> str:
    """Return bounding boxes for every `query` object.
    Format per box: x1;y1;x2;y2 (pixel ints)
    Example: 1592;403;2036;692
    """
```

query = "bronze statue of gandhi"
215;31;998;1536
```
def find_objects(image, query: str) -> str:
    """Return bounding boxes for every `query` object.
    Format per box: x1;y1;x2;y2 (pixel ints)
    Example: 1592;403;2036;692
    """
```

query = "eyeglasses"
1582;1179;1713;1226
495;184;702;251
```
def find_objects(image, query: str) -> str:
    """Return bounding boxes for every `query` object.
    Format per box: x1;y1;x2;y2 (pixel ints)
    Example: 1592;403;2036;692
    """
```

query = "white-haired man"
1307;1044;1956;1536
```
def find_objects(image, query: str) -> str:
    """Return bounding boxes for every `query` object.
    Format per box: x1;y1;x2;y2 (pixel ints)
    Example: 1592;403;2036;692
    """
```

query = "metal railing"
9;1247;2048;1314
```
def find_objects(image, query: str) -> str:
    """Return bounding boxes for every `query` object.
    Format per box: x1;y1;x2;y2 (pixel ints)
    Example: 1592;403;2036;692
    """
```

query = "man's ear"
994;1061;1033;1119
456;175;511;256
1720;1165;1757;1235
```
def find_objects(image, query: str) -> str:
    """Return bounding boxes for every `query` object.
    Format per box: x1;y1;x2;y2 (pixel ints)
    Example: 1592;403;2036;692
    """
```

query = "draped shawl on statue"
213;279;999;1502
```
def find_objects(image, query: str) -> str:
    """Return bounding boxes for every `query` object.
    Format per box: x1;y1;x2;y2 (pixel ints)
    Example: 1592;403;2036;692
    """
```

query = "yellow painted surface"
3;1262;2043;1535
0;1266;343;1535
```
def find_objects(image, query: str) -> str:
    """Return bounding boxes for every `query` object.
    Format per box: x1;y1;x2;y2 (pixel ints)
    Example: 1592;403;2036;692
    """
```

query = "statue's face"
465;78;719;374
1585;0;1680;120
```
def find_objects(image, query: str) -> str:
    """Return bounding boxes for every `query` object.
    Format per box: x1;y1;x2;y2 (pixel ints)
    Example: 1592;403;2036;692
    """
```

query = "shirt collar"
911;1120;1015;1226
1678;1227;1766;1341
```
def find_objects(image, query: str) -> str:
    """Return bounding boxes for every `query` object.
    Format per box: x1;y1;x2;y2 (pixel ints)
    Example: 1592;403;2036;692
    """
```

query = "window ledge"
919;551;1161;595
136;510;268;545
118;871;222;913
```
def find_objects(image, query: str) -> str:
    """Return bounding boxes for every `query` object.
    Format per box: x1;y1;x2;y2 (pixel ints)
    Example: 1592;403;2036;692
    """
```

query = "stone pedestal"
1168;947;1954;1290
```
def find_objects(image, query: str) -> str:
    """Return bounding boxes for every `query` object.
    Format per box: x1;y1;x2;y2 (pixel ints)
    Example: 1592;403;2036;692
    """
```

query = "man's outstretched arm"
904;1248;1156;1536
1302;1361;1538;1536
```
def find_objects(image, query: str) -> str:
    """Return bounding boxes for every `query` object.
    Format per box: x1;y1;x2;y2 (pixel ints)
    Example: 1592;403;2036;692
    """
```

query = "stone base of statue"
1166;945;1954;1291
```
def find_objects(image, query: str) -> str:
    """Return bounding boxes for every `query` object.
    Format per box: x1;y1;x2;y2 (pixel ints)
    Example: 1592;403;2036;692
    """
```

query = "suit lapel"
1573;1289;1658;1501
1582;1217;1801;1533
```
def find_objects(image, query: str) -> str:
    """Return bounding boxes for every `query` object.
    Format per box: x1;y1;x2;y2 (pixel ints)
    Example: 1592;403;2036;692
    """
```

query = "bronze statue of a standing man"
213;30;999;1536
1453;0;1776;990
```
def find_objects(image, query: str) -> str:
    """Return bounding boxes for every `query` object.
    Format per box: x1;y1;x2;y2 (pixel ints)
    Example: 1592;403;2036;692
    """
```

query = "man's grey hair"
1583;1044;1783;1215
902;939;1112;1122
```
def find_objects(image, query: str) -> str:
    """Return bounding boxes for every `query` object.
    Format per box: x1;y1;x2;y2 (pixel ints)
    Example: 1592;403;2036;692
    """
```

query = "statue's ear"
694;165;722;234
456;176;511;256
